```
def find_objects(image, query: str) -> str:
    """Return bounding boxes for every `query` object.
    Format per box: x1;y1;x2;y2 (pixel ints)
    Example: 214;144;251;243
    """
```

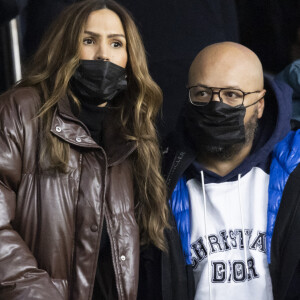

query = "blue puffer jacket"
267;129;300;263
170;130;300;266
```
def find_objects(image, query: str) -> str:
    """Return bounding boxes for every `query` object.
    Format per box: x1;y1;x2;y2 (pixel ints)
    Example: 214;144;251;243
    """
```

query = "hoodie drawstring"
238;174;249;277
200;172;249;300
201;170;212;300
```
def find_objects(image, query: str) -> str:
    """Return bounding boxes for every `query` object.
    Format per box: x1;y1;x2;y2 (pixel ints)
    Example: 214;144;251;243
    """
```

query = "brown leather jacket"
0;87;139;300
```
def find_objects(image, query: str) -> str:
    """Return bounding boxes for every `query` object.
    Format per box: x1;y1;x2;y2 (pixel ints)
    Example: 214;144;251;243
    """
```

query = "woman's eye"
111;41;122;48
83;38;94;45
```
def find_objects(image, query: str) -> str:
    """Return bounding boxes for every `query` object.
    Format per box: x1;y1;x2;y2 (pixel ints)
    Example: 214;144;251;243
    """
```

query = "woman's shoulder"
0;86;40;105
0;87;42;126
0;86;41;114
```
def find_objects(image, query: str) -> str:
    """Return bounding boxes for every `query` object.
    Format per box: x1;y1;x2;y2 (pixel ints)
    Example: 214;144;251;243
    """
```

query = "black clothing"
72;101;116;300
137;217;195;300
75;101;107;145
270;162;300;300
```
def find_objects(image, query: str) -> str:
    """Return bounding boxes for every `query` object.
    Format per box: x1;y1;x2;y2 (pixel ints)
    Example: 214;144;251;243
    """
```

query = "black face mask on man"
70;60;127;106
184;100;247;149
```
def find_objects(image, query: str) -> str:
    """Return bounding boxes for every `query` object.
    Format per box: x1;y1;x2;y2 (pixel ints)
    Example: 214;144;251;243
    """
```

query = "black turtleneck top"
70;99;117;299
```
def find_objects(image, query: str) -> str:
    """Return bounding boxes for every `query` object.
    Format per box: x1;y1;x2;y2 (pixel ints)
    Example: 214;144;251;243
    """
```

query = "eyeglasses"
188;84;262;107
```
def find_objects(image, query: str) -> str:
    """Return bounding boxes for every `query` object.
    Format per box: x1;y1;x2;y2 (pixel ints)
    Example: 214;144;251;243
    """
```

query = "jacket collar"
51;96;137;166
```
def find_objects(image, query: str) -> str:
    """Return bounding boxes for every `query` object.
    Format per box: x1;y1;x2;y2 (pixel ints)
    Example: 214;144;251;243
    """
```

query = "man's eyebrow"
224;85;241;89
192;83;241;89
83;31;125;39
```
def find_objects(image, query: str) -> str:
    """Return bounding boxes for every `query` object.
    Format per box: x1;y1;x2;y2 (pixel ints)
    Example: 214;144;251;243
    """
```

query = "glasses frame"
187;84;262;107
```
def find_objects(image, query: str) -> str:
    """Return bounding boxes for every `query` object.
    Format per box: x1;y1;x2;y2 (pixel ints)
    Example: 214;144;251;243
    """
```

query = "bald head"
189;42;264;91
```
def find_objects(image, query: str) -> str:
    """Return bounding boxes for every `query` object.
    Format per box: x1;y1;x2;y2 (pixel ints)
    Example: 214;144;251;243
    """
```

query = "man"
161;42;300;300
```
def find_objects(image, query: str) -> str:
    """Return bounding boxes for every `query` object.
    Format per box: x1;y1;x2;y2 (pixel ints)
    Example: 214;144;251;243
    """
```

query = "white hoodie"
188;167;273;300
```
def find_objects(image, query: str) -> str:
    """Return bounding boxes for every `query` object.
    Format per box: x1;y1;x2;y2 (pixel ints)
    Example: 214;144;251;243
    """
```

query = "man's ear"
257;89;266;119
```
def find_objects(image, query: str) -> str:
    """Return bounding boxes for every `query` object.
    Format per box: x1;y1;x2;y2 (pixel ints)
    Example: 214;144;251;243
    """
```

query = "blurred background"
0;0;299;137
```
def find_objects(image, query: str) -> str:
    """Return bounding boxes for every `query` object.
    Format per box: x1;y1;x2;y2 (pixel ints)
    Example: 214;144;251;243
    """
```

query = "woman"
0;1;169;299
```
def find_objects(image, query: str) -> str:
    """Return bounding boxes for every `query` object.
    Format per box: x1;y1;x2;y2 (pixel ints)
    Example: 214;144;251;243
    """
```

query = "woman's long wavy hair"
17;0;169;251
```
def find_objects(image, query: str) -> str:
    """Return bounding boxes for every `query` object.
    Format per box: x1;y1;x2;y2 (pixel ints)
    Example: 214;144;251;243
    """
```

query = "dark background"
0;0;299;138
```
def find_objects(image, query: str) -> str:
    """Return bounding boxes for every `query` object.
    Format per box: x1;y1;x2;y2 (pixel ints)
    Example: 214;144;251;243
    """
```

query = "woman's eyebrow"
83;30;100;37
107;33;126;39
83;30;125;39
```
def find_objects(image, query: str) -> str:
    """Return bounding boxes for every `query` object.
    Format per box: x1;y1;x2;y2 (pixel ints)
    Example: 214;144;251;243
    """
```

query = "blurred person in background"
276;59;300;127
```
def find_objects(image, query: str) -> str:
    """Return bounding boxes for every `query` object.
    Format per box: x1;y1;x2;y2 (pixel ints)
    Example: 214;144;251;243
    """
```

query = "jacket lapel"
51;97;136;165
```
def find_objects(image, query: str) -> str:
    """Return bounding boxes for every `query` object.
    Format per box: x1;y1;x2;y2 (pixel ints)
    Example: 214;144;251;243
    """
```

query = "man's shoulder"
162;132;196;196
162;133;189;175
275;130;300;153
271;130;300;179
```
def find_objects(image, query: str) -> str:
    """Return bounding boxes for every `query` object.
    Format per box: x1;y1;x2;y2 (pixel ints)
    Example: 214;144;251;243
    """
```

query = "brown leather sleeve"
0;88;64;299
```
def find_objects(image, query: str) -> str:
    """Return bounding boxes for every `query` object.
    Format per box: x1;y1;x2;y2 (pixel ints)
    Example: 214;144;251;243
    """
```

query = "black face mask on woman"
184;100;247;148
70;60;127;106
